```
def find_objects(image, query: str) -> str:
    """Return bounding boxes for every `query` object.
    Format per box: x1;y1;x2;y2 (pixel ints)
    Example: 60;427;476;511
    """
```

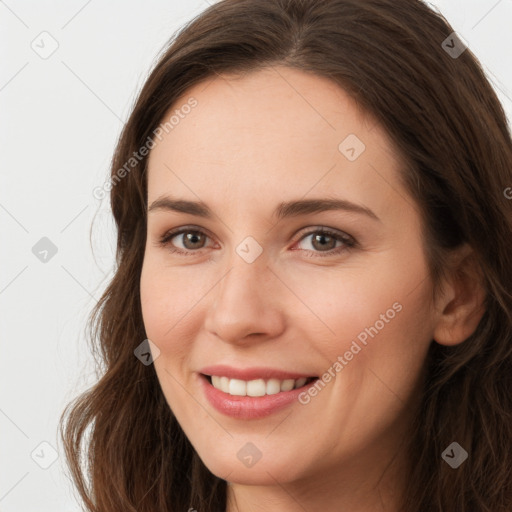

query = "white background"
1;1;511;510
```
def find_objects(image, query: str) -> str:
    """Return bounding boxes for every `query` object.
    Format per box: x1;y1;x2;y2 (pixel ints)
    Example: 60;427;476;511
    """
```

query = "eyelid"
294;225;355;245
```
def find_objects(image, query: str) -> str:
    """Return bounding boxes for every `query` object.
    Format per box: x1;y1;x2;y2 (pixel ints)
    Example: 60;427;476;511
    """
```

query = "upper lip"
199;365;316;381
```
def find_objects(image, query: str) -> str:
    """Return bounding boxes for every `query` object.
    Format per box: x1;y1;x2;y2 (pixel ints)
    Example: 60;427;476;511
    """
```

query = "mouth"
198;365;320;419
202;374;318;397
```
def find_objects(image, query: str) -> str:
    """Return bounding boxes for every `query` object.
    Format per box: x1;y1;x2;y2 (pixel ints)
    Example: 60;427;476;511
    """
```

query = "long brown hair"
59;0;512;510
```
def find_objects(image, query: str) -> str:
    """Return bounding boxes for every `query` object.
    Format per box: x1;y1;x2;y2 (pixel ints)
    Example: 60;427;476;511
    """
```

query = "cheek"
287;259;427;348
140;262;203;422
140;257;208;345
295;248;434;395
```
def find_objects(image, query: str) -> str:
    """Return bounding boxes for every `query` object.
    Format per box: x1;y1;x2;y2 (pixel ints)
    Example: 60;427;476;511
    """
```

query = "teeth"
246;378;266;397
219;376;229;393
209;375;312;396
266;378;281;395
281;379;295;392
295;377;307;388
229;378;246;396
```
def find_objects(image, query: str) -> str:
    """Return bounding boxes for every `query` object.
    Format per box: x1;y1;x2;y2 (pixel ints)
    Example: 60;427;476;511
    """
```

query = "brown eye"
179;231;207;250
159;228;211;255
310;232;338;251
295;228;356;257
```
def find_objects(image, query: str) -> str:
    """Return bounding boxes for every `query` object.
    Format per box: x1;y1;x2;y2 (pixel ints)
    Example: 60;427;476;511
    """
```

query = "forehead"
146;66;408;221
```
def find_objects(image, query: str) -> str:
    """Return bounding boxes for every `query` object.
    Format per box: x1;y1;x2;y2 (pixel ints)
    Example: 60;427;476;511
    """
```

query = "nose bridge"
219;232;271;301
216;247;270;316
204;245;284;343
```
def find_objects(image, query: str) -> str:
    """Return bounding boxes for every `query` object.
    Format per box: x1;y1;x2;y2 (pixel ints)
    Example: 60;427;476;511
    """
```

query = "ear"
433;244;486;346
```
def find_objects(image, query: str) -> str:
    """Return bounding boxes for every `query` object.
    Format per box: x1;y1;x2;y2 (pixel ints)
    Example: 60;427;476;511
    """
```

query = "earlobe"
432;245;487;347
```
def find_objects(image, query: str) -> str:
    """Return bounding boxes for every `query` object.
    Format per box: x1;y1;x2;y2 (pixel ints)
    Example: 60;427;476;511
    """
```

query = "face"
140;66;437;491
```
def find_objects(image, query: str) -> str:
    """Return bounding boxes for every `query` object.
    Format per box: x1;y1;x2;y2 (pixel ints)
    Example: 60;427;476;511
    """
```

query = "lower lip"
200;374;317;420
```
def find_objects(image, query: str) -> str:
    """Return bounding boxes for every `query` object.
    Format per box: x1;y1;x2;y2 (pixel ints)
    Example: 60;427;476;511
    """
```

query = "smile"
199;366;319;419
206;375;316;396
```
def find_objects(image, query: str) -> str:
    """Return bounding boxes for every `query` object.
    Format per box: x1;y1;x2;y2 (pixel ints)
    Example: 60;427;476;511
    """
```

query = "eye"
293;227;356;257
158;227;213;256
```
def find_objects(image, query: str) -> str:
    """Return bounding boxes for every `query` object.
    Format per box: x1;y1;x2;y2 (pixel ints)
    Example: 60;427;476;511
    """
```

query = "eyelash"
157;226;357;258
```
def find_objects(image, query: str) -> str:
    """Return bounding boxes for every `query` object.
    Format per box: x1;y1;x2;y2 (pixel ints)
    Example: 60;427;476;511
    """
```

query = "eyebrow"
148;196;380;222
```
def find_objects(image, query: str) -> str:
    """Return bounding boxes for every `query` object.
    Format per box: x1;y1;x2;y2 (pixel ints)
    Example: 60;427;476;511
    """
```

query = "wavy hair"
59;0;512;510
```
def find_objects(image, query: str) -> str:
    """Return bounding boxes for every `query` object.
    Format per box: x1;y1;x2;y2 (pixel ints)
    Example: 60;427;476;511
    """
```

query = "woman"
60;0;512;510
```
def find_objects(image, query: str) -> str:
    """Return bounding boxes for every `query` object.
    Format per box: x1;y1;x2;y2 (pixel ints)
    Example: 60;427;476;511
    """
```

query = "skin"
140;66;485;512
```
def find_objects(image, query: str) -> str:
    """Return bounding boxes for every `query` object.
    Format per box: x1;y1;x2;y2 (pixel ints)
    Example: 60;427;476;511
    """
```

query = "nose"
203;254;286;346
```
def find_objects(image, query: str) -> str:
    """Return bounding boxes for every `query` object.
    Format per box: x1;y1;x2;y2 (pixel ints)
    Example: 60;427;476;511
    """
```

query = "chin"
196;446;306;485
